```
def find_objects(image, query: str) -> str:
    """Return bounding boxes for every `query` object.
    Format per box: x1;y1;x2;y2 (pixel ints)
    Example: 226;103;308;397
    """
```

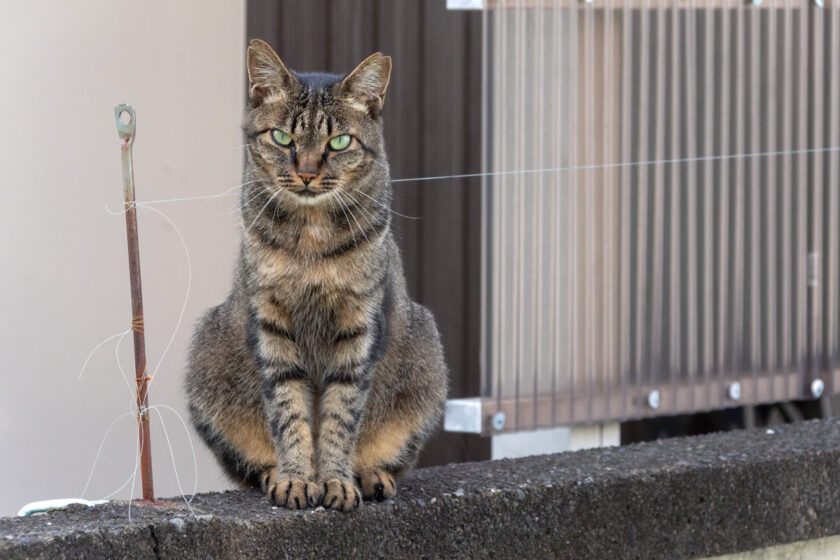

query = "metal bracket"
647;390;661;409
811;379;825;399
491;411;506;431
444;398;484;433
446;0;485;9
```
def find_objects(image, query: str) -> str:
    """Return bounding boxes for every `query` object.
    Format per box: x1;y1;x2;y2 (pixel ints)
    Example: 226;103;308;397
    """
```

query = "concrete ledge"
4;419;840;559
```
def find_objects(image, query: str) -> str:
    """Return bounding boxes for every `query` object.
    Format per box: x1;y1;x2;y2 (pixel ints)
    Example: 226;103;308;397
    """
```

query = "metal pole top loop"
114;104;136;143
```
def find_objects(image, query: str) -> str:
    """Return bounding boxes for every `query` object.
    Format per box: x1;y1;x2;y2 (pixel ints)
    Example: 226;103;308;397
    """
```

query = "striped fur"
185;40;448;511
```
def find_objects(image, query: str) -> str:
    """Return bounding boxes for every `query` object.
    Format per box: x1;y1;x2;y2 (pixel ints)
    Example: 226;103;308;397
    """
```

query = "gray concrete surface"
3;419;840;559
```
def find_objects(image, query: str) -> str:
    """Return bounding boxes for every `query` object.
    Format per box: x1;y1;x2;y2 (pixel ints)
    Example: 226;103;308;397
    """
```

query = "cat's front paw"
268;478;322;510
357;468;396;502
321;478;361;512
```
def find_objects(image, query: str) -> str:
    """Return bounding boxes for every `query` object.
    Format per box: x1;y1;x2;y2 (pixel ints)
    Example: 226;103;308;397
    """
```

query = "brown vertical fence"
478;0;840;434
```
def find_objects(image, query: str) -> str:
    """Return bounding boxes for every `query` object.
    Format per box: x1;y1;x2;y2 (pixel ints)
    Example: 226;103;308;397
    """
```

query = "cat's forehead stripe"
291;111;304;135
309;90;326;134
307;92;318;134
259;80;355;139
281;89;333;138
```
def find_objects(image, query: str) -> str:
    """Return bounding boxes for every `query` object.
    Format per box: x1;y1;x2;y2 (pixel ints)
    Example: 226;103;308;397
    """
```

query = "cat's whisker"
269;199;279;237
240;184;272;208
238;178;269;191
370;157;390;173
354;188;421;220
326;194;344;241
229;181;274;216
269;190;287;237
225;189;264;216
226;179;264;191
339;190;379;233
333;190;358;246
332;191;358;249
350;198;379;234
246;189;282;233
223;204;243;216
335;190;368;245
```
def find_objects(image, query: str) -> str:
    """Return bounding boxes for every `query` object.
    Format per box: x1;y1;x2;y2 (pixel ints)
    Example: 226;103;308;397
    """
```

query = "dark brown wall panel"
247;0;488;465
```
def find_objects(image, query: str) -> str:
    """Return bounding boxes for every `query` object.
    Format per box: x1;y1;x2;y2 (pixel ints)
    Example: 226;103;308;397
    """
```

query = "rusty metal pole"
115;104;155;503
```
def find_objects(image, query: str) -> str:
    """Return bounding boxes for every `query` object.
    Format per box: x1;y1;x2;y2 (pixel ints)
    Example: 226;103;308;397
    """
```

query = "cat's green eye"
329;134;351;151
271;129;292;147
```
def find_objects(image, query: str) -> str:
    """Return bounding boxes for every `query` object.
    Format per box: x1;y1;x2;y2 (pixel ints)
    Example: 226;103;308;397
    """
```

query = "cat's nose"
298;171;316;185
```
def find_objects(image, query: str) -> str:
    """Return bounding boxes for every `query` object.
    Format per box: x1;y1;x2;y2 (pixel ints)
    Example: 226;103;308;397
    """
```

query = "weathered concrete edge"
702;535;840;560
4;418;840;560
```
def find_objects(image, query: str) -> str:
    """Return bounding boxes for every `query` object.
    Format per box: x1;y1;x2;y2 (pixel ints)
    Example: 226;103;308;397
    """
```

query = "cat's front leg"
249;304;321;510
317;367;369;511
316;311;379;511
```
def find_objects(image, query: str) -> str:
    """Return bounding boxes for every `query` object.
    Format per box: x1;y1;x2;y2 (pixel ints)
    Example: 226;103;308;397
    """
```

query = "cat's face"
243;40;391;206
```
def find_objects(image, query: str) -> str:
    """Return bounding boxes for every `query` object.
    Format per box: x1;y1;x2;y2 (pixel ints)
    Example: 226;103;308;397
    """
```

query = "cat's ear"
247;39;298;106
340;53;392;117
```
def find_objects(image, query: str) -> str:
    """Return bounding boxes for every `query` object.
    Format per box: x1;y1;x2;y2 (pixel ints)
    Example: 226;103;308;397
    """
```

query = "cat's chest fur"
246;222;376;291
244;219;383;357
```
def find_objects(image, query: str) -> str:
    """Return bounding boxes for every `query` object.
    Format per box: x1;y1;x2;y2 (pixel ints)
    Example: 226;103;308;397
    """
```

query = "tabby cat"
185;39;448;512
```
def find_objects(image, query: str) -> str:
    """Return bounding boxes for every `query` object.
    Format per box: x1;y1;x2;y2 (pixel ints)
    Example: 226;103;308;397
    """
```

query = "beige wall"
0;2;245;515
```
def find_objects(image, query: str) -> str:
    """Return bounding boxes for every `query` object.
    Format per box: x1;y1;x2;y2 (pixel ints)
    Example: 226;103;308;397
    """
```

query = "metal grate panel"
479;0;840;433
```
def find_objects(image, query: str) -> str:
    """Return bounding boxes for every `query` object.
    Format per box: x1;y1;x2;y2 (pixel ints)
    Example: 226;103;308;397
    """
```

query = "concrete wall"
5;419;840;559
0;1;245;515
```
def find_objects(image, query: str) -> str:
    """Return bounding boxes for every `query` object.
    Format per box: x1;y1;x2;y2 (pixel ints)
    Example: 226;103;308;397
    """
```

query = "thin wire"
133;203;192;382
150;405;197;516
80;411;135;499
98;430;141;502
99;448;139;502
127;418;144;522
150;404;199;504
77;197;206;518
97;145;840;212
390;145;840;184
77;329;131;381
113;328;139;404
134;182;252;206
137;192;238;205
81;403;199;517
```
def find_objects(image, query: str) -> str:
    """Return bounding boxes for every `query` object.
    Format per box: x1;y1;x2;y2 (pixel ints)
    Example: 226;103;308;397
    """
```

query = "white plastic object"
17;498;107;517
